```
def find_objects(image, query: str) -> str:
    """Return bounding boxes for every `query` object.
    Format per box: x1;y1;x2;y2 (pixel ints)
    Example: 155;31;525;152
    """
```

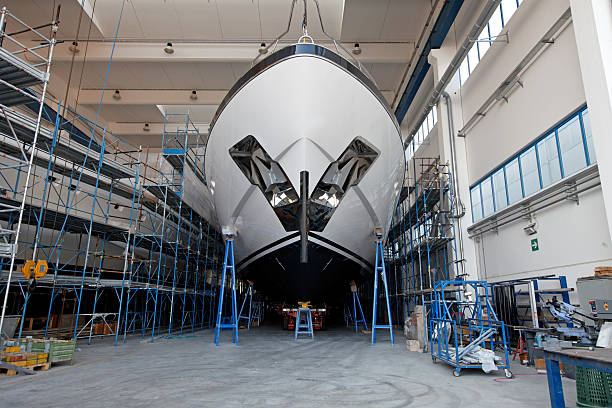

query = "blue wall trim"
394;0;464;125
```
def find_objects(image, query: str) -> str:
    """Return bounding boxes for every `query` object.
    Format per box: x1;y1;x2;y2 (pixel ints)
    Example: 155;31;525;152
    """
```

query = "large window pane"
489;6;503;37
481;177;494;216
582;109;596;163
471;185;483;222
505;158;522;204
459;57;469;85
501;0;518;25
537;133;561;188
492;169;507;211
478;37;490;58
468;45;479;73
558;116;587;176
520;147;540;197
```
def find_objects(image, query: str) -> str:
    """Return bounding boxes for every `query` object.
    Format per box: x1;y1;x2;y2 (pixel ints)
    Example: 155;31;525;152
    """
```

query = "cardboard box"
535;358;563;373
406;339;421;352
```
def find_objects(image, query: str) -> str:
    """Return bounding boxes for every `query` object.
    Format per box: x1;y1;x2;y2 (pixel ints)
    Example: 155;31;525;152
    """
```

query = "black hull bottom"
239;240;368;305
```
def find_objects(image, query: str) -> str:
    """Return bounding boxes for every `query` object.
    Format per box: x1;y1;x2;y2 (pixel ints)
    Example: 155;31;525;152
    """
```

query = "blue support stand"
371;236;394;345
294;308;314;339
238;282;253;330
213;236;238;346
351;285;368;333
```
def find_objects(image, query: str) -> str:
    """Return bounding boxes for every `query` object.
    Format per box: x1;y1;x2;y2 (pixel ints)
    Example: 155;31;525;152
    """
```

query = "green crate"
576;366;612;408
19;338;75;365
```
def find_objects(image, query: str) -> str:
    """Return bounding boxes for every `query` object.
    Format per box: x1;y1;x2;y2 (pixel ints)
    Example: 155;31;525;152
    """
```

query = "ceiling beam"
77;89;226;106
77;89;396;106
109;122;209;137
53;41;414;64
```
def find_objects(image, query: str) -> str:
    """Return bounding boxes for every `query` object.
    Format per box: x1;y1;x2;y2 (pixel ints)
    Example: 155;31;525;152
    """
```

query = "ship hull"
205;44;404;300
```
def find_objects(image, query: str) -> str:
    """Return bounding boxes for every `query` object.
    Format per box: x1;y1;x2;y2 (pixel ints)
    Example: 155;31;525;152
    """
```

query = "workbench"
544;347;612;408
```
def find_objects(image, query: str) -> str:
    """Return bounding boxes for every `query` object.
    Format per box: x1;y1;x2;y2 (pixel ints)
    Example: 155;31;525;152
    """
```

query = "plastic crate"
19;338;75;365
576;366;612;407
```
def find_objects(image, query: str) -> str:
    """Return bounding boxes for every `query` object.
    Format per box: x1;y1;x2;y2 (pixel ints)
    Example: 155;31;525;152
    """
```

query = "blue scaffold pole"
213;236;238;346
371;235;394;345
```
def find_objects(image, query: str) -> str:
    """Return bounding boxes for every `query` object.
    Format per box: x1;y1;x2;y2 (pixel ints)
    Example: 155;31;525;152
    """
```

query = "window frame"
469;105;593;223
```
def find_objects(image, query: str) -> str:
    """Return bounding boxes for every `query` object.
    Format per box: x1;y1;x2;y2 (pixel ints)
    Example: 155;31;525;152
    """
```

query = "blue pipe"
394;0;464;125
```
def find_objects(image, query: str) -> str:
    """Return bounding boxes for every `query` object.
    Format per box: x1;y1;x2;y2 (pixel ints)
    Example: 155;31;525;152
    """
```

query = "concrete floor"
1;326;577;407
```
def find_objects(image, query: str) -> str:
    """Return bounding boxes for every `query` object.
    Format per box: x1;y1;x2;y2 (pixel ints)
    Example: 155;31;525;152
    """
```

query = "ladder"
238;282;253;329
295;302;314;339
350;281;368;333
371;236;394;345
213;236;238;346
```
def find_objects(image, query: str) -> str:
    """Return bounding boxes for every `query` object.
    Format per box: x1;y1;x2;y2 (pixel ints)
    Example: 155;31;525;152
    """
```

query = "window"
492;169;508;210
501;0;518;24
537;133;561;188
459;58;469;86
407;106;438;160
489;6;503;38
558;116;587;176
481;177;494;217
469;105;591;223
456;0;522;87
471;185;483;222
505;158;522;204
520;147;540;197
582;109;596;163
467;44;479;74
478;35;490;57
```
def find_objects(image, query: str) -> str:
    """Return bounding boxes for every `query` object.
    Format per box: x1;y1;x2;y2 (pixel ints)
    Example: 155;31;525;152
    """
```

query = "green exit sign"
531;238;539;252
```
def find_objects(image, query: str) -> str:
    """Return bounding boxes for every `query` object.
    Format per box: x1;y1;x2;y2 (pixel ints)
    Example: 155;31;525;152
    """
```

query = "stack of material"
594;266;612;277
405;306;426;352
445;346;502;373
18;337;75;366
1;349;49;375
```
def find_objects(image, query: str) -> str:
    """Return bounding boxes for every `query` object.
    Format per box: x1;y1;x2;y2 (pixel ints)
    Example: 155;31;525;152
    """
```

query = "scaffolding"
386;157;460;326
0;11;224;343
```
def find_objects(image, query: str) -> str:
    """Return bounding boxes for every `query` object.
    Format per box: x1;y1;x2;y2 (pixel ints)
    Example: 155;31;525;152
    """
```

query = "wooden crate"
93;323;104;335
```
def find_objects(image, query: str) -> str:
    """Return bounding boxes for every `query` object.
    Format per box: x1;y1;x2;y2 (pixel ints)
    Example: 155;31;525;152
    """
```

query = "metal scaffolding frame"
0;11;223;343
386;157;460;326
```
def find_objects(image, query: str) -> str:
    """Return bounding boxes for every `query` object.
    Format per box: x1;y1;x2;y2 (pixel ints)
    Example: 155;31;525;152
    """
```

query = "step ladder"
295;302;314;339
371;232;394;345
350;281;368;333
251;301;263;326
213;236;238;346
238;282;253;329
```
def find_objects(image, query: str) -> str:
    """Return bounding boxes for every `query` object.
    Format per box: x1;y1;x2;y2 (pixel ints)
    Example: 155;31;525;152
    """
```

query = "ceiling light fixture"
143;123;150;132
352;43;361;55
113;90;121;100
68;41;79;54
258;42;268;55
190;90;198;100
164;42;174;54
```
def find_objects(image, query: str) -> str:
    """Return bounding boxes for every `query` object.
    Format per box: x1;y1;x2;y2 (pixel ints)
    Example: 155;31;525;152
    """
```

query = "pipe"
442;91;465;269
457;9;572;137
471;173;601;236
300;170;309;263
405;0;503;148
394;0;464;125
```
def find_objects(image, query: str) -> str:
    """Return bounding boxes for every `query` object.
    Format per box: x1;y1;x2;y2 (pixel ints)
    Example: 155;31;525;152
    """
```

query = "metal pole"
300;171;309;263
0;15;57;335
